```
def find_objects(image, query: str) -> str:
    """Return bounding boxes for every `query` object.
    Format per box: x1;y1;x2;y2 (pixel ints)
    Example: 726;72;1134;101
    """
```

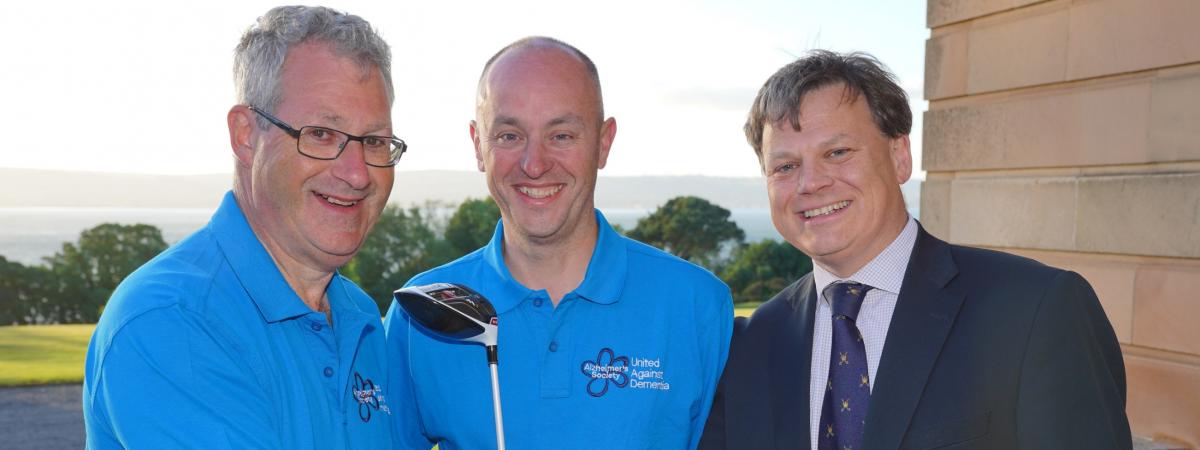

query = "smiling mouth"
518;185;563;199
803;200;850;218
316;192;359;207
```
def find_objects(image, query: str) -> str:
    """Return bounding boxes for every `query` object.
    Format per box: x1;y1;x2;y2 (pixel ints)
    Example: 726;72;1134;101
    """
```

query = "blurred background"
0;0;1196;448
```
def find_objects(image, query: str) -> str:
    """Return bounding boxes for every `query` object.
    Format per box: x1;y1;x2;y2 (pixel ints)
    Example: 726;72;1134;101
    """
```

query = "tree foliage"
345;204;456;315
628;196;745;267
42;223;168;323
720;239;813;304
0;196;818;323
0;256;52;325
0;223;167;324
444;197;500;257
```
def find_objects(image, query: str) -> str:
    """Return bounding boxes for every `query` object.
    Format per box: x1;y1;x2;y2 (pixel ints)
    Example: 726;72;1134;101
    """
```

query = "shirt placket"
301;314;341;416
536;292;576;399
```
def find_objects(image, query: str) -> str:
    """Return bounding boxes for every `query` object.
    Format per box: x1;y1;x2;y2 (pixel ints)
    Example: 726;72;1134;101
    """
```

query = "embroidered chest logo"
351;372;391;422
579;348;671;397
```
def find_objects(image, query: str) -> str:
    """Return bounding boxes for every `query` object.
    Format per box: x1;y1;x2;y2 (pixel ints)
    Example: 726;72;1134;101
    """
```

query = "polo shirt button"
323;367;334;377
548;341;558;352
311;322;322;332
532;298;543;307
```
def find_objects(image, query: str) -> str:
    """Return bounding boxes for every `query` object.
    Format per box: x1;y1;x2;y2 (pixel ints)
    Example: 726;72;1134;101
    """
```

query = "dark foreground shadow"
0;384;83;449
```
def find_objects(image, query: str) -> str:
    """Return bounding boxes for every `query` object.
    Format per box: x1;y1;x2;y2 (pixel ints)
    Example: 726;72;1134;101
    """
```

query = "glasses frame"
248;105;406;168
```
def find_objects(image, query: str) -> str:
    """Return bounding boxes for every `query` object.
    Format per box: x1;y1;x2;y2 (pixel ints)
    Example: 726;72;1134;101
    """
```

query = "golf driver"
394;283;505;450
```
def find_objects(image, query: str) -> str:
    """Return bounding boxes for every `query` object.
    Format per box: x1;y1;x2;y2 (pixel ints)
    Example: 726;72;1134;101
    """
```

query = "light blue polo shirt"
83;191;393;449
385;210;732;450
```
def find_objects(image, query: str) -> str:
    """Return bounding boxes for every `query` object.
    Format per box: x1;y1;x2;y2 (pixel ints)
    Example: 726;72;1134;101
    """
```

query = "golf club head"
394;283;498;348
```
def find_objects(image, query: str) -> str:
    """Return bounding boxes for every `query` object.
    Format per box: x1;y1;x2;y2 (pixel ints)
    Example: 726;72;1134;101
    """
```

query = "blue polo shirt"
83;191;393;449
385;211;732;449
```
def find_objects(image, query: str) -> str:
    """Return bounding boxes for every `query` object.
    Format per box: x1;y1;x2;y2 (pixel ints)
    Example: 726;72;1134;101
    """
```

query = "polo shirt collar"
209;191;315;323
481;220;534;314
480;209;628;312
572;210;626;305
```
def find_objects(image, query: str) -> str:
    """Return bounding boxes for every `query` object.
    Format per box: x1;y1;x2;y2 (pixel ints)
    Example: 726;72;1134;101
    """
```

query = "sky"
0;0;928;179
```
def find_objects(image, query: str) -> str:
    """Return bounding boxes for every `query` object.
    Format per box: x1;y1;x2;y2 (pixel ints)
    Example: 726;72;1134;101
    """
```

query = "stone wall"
922;0;1200;446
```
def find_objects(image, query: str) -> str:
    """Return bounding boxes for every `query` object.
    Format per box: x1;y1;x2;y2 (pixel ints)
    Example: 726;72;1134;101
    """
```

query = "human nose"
520;140;551;178
330;140;371;189
798;162;833;195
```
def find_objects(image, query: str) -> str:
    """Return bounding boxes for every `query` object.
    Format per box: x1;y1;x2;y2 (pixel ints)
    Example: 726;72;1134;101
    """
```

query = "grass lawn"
734;307;756;317
734;301;762;318
0;324;94;386
0;303;767;387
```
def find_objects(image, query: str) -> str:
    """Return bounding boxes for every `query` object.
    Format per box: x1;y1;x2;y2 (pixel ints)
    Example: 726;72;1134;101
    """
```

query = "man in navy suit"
699;50;1131;450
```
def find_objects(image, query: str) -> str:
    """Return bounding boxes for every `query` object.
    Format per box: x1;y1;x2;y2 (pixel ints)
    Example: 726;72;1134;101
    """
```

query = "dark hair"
745;50;910;166
476;36;604;117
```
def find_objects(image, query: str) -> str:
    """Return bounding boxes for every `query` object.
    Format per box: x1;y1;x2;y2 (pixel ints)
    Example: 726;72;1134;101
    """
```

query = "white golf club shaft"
489;362;506;450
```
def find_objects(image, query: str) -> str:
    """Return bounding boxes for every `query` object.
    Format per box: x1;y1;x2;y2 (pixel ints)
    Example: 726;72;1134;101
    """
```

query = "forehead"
277;42;391;126
764;85;878;147
477;46;599;122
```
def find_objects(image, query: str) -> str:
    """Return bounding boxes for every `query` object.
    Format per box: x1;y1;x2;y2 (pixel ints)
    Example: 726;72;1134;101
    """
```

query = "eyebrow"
548;114;585;127
818;132;851;148
492;114;585;128
318;113;391;135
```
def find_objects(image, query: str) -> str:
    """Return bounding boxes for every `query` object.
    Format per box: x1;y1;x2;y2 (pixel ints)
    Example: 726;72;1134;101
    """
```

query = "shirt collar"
814;215;918;304
480;209;627;312
572;210;627;305
209;191;324;323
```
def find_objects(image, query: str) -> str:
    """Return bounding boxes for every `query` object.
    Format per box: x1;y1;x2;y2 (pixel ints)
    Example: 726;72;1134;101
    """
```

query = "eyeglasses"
248;105;407;168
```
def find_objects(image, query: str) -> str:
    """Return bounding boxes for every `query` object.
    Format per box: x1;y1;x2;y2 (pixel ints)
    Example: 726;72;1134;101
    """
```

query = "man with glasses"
83;6;402;448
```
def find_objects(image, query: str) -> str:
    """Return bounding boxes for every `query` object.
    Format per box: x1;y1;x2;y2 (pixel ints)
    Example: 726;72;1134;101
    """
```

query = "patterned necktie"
818;282;873;450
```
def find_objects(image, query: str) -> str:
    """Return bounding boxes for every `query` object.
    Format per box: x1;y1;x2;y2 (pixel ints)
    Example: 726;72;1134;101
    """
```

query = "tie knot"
825;282;872;321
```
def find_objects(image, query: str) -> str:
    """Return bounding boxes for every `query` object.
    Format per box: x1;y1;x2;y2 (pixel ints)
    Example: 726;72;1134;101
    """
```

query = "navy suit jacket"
700;227;1131;450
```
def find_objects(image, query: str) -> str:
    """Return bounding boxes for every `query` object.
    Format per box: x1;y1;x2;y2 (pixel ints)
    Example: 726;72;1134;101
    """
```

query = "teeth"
320;194;357;207
518;185;562;199
803;200;849;218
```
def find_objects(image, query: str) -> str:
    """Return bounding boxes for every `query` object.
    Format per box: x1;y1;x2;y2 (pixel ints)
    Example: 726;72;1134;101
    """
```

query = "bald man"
385;37;733;449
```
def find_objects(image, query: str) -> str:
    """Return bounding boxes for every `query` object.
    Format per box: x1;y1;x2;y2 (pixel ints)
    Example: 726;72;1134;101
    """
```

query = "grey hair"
745;50;911;167
476;36;604;119
233;5;392;128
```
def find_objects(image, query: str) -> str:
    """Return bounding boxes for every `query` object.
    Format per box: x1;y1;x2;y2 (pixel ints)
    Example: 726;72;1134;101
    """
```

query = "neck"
266;246;335;312
819;212;910;279
235;189;336;312
502;217;598;306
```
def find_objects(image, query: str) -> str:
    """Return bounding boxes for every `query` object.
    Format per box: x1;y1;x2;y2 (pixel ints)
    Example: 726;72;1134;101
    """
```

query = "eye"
302;127;339;145
829;148;851;159
494;132;522;144
361;136;386;149
772;162;797;175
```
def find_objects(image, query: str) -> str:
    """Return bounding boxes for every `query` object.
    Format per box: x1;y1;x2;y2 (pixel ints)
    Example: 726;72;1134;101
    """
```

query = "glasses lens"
296;126;405;167
360;137;404;167
297;127;348;160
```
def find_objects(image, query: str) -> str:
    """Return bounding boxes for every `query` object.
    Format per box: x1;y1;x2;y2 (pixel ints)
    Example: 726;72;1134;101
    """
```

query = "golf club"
394;283;505;450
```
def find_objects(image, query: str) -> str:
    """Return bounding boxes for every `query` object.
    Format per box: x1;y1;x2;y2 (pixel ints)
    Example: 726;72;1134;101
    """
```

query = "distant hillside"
0;168;774;210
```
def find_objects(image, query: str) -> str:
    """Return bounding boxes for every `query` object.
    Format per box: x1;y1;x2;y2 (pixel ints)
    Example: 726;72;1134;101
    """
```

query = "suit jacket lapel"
771;275;818;450
862;227;964;450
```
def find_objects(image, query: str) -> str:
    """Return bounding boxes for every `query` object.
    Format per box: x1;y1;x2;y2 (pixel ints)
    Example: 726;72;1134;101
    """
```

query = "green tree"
346;204;456;314
719;239;813;304
444;197;500;257
0;256;52;325
42;223;168;323
628;196;745;268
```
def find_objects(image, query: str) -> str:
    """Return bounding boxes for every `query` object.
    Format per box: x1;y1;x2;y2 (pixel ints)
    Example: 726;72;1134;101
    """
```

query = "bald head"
476;36;604;119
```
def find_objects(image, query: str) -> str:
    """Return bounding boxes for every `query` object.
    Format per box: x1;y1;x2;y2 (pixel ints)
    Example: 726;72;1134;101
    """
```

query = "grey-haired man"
83;6;402;448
